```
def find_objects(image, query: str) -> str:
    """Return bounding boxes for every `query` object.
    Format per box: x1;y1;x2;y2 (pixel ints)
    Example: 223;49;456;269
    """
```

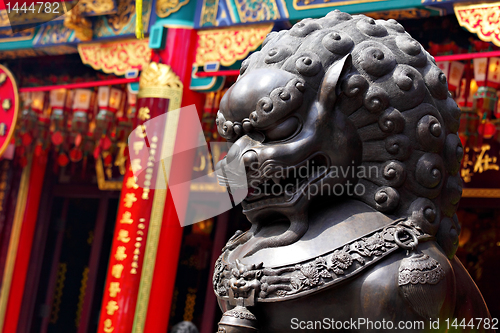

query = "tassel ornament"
135;0;144;39
395;227;446;320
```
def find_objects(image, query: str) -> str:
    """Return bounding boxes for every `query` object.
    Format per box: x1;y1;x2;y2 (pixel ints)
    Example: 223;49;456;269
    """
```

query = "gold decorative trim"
0;155;32;331
132;83;182;333
50;262;67;324
79;0;116;14
195;23;273;67
364;8;431;20
454;2;500;48
0;28;35;43
94;0;153;38
78;39;151;76
293;0;384;10
63;2;93;41
138;62;183;99
199;0;219;27
156;0;189;18
462;188;500;198
234;0;279;23
0;65;19;159
75;266;89;327
96;158;123;190
0;10;9;27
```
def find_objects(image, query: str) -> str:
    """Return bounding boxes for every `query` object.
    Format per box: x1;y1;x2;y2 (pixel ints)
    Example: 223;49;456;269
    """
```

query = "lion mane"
231;10;463;258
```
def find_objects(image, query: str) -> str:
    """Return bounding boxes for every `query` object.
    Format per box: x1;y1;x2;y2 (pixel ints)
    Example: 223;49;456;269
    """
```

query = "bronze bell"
217;306;259;333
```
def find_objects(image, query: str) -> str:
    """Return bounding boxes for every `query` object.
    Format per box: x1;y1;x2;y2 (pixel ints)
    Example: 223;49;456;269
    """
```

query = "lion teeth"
271;176;280;185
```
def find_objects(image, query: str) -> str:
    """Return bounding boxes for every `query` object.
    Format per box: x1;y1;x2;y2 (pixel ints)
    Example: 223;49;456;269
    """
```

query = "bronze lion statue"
213;10;492;332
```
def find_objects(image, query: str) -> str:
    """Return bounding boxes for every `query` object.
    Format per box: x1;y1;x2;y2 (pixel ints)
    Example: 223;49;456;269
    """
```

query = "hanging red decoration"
71;89;92;134
478;120;497;139
34;143;43;157
22;133;32;146
57;153;69;167
101;136;112;151
49;89;67;146
51;131;63;146
95;87;122;138
69;148;83;162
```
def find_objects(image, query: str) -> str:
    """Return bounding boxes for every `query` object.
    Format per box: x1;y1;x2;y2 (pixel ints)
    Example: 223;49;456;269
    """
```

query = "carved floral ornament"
454;2;500;47
138;62;183;99
77;39;151;76
195;23;274;67
156;0;189;18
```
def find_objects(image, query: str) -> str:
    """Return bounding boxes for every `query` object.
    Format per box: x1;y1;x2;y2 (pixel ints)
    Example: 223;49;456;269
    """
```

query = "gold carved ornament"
0;10;10;27
94;0;152;38
138;62;183;99
195;23;273;67
199;0;218;26
96;157;123;190
156;0;190;18
63;3;93;41
78;0;115;14
454;2;500;48
293;0;381;10
77;38;151;76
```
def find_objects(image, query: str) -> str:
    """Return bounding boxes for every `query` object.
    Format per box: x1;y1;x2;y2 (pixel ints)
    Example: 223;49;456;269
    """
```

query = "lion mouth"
242;152;330;210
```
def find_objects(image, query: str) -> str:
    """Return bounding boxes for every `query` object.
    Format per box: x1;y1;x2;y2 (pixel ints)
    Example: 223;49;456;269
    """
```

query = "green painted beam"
0;38;34;51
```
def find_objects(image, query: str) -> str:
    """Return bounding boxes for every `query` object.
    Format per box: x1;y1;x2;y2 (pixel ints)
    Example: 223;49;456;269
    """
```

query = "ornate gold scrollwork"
79;0;116;14
138;62;183;99
462;188;500;198
455;2;500;47
156;0;189;18
78;39;151;76
195;23;273;67
0;10;9;27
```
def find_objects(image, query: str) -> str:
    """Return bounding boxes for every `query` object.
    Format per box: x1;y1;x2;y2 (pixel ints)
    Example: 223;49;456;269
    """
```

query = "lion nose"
242;151;258;172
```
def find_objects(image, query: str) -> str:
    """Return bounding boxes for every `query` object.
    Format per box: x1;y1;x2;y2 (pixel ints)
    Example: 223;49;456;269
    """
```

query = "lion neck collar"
226;199;396;267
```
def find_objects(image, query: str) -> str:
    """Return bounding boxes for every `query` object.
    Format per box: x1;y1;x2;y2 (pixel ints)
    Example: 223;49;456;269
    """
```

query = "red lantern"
71;89;92;134
32;91;51;149
478;120;497;139
95;87;122;138
115;91;136;142
50;89;67;146
437;61;465;93
19;92;38;141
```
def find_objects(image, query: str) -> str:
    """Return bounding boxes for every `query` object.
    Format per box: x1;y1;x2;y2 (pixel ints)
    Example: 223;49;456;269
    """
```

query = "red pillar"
97;165;155;333
0;153;47;333
142;27;204;333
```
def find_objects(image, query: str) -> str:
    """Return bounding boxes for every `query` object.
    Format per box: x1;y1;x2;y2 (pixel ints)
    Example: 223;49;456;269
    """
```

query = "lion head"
215;10;462;259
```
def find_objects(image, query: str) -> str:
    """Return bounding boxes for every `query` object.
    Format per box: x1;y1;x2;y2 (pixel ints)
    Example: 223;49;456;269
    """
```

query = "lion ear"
318;54;352;108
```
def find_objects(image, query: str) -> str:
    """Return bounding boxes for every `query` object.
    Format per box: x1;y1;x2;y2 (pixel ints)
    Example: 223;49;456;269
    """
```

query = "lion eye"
264;117;300;142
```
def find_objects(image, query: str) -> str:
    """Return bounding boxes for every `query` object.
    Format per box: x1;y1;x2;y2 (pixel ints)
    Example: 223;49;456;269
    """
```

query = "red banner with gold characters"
97;166;154;333
0;64;18;158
